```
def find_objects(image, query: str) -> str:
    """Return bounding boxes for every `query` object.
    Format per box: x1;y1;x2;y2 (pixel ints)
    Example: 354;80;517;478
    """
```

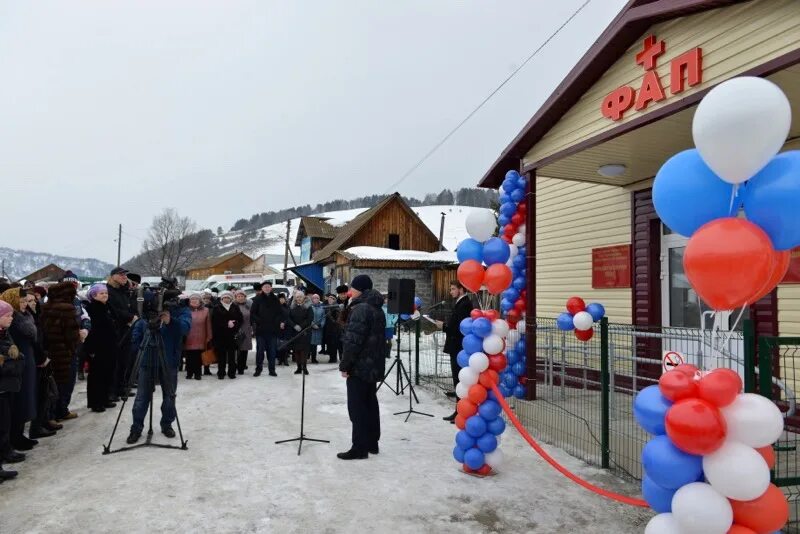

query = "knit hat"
219;290;233;300
87;283;108;301
189;292;203;301
351;275;373;292
234;289;247;298
0;288;22;311
0;300;12;318
60;270;79;284
127;273;142;284
336;284;349;294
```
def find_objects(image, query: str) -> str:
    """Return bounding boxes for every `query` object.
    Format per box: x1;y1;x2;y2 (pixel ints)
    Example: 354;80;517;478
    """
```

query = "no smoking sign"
662;351;685;374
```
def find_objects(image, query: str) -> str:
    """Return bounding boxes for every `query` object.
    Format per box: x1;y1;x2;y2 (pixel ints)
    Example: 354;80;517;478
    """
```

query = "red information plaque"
592;245;632;289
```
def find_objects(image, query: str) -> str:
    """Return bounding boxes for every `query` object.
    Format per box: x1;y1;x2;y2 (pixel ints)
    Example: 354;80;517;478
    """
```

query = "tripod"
378;321;433;422
275;364;329;455
103;323;188;454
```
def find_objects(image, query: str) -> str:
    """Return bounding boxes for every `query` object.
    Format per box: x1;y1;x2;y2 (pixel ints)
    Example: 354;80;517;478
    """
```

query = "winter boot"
294;365;302;375
337;449;368;460
126;430;141;444
254;367;262;377
162;425;176;438
0;466;18;481
203;366;212;376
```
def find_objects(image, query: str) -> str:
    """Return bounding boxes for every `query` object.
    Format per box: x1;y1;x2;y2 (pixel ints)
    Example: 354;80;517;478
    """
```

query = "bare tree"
139;209;207;278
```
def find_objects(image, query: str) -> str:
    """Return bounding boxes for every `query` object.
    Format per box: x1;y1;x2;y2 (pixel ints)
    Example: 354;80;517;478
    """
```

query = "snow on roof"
410;205;495;251
342;246;457;263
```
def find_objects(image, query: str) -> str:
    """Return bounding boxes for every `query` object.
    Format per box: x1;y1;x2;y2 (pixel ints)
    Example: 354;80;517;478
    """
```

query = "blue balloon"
459;318;474;336
497;214;511;226
455;430;476;450
465;415;487;438
556;312;574;331
519;268;526;278
476;433;498;453
512;277;526;291
414;296;423;308
464;448;485;470
585;303;606;322
512;254;526;270
511;188;525;203
498;193;511;204
503;288;520;302
642;474;677;514
400;313;410;320
487;389;498;402
642;435;703;490
513;384;526;399
512;362;525;376
498;384;512;398
471;317;493;338
517;246;526;257
483;237;511;266
503;372;517;389
500;298;514;312
742;151;800;250
456;238;484;264
653;149;735;238
456;350;470;369
517;175;528;188
500;202;517;216
505;170;520;181
462;334;483;355
478;399;501;420
453;445;466;463
633;385;673;435
487;416;506;435
502;178;519;193
515;339;526;354
506;349;519;365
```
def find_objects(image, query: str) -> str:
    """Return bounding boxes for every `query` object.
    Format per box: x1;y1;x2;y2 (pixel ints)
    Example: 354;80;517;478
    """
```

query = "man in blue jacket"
126;304;192;444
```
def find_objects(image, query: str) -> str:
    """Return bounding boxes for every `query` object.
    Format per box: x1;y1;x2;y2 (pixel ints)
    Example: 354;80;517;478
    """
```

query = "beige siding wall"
536;177;632;323
778;286;800;336
524;0;800;167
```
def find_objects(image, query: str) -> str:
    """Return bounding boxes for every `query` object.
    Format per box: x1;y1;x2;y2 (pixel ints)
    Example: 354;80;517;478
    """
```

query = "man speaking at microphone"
437;281;473;423
337;275;385;460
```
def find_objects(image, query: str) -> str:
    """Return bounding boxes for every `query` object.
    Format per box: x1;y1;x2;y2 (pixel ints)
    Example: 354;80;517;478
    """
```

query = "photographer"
125;284;191;444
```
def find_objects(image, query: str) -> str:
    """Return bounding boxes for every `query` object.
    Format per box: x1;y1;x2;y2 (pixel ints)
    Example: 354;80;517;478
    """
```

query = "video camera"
137;277;184;331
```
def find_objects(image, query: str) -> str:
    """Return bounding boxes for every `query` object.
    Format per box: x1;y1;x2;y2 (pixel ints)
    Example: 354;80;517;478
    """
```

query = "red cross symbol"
636;35;665;71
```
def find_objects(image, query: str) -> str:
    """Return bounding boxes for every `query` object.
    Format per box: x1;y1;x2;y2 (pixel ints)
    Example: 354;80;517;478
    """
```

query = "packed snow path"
0;354;649;533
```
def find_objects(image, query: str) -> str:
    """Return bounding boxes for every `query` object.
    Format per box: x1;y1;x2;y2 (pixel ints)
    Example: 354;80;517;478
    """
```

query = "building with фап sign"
479;0;800;364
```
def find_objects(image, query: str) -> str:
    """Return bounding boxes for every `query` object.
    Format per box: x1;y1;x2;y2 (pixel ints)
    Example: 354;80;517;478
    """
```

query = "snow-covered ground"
0;353;649;534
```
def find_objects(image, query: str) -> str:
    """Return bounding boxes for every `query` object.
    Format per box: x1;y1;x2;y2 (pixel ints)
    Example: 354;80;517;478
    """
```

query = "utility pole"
117;224;122;267
283;219;291;284
438;212;446;251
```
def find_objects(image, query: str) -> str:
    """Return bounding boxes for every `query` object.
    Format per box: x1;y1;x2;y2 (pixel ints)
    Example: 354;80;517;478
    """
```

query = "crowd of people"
0;267;402;478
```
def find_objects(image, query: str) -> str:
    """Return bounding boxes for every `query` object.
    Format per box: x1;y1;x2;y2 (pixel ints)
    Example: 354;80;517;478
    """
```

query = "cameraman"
125;290;191;444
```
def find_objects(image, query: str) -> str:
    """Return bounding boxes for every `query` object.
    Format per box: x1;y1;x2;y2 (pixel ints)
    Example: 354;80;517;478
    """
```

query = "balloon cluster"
400;296;423;321
456;171;527;296
452;309;508;474
555;297;605;342
634;366;788;534
653;77;795;311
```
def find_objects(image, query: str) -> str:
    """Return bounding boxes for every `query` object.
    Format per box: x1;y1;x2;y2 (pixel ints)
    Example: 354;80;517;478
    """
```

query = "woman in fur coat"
39;282;81;421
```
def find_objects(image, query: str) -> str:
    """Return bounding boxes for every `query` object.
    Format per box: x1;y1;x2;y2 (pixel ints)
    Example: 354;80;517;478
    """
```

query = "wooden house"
185;252;253;281
295;217;338;263
21;264;66;283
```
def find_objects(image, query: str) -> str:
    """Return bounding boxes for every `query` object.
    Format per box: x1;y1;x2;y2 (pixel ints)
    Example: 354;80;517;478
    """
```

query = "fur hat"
218;290;233;300
0;288;22;311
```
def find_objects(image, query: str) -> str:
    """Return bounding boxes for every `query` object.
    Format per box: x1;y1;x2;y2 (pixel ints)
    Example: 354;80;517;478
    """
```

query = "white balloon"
458;367;479;387
465;210;498;242
573;311;594;331
703;441;770;501
721;393;784;448
468;352;490;373
671;482;733;534
512;233;526;247
485;449;504;469
693;76;791;184
507;330;520;347
508;244;518;258
491;319;509;338
455;382;469;399
516;320;526;334
519;224;526;235
644;513;683;534
483;334;505;356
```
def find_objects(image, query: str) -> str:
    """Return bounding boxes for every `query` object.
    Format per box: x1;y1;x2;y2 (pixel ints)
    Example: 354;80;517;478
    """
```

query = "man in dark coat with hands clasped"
438;281;474;423
338;275;385;460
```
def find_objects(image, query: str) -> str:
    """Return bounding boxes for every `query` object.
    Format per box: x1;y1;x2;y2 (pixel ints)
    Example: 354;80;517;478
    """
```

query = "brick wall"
350;267;433;305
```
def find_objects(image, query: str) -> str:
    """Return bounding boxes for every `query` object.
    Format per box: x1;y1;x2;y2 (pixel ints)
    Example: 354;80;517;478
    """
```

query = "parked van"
193;273;296;293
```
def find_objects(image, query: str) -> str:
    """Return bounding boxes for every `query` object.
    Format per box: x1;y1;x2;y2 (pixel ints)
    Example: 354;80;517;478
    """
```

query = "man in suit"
437;281;474;423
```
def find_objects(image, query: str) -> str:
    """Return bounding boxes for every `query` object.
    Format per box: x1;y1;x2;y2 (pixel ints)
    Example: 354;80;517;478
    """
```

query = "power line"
383;0;592;193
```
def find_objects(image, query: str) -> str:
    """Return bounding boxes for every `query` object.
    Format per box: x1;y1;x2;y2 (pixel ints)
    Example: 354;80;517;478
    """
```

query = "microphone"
425;300;447;310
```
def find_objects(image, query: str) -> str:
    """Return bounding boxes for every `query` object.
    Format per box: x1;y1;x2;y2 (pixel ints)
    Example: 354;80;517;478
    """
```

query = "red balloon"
455;414;466;430
462;464;476;474
697;368;742;407
756;445;776;470
751;249;791;303
665;398;727;455
476;464;492;476
726;526;756;534
503;224;516;238
520;290;527;299
488;354;507;372
483;309;499;322
470;309;482;320
506;309;520;324
517;202;527;214
467;384;488;405
518;375;527;385
484;264;513;295
575;328;593;342
511;213;524;226
566;297;586;315
684;218;774;310
457;260;485;293
456;398;478;418
514;299;526;312
674;364;700;378
730;483;789;533
659;370;699;402
478;369;499;388
501;235;512;244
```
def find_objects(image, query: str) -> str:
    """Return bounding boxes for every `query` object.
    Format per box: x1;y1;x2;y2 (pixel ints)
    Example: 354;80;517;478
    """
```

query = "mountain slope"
0;247;115;280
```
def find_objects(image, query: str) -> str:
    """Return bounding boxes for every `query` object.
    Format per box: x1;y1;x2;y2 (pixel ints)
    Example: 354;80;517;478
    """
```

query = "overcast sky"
0;0;627;263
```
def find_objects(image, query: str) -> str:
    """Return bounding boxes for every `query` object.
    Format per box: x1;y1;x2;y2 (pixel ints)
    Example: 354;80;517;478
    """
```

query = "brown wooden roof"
311;193;441;262
187;251;252;271
294;216;338;246
478;0;747;188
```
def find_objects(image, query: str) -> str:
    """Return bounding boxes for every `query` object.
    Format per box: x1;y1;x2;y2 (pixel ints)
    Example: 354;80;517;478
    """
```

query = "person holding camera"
211;291;243;380
338;275;385;461
125;301;191;444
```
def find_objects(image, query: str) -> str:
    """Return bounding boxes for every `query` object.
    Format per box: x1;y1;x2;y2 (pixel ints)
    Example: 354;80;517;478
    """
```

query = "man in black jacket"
338;275;385;460
106;267;137;400
438;281;474;423
250;281;284;377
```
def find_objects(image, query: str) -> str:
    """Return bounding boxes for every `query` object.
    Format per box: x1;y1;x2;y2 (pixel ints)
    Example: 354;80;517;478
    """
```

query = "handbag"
201;347;217;366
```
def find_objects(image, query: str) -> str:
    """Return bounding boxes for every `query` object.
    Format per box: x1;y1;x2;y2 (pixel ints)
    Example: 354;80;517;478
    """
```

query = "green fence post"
743;319;756;393
415;319;421;386
600;317;610;469
758;337;773;400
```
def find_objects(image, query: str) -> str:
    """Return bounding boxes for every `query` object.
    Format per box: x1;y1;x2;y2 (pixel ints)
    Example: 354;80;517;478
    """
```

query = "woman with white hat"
210;291;243;380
